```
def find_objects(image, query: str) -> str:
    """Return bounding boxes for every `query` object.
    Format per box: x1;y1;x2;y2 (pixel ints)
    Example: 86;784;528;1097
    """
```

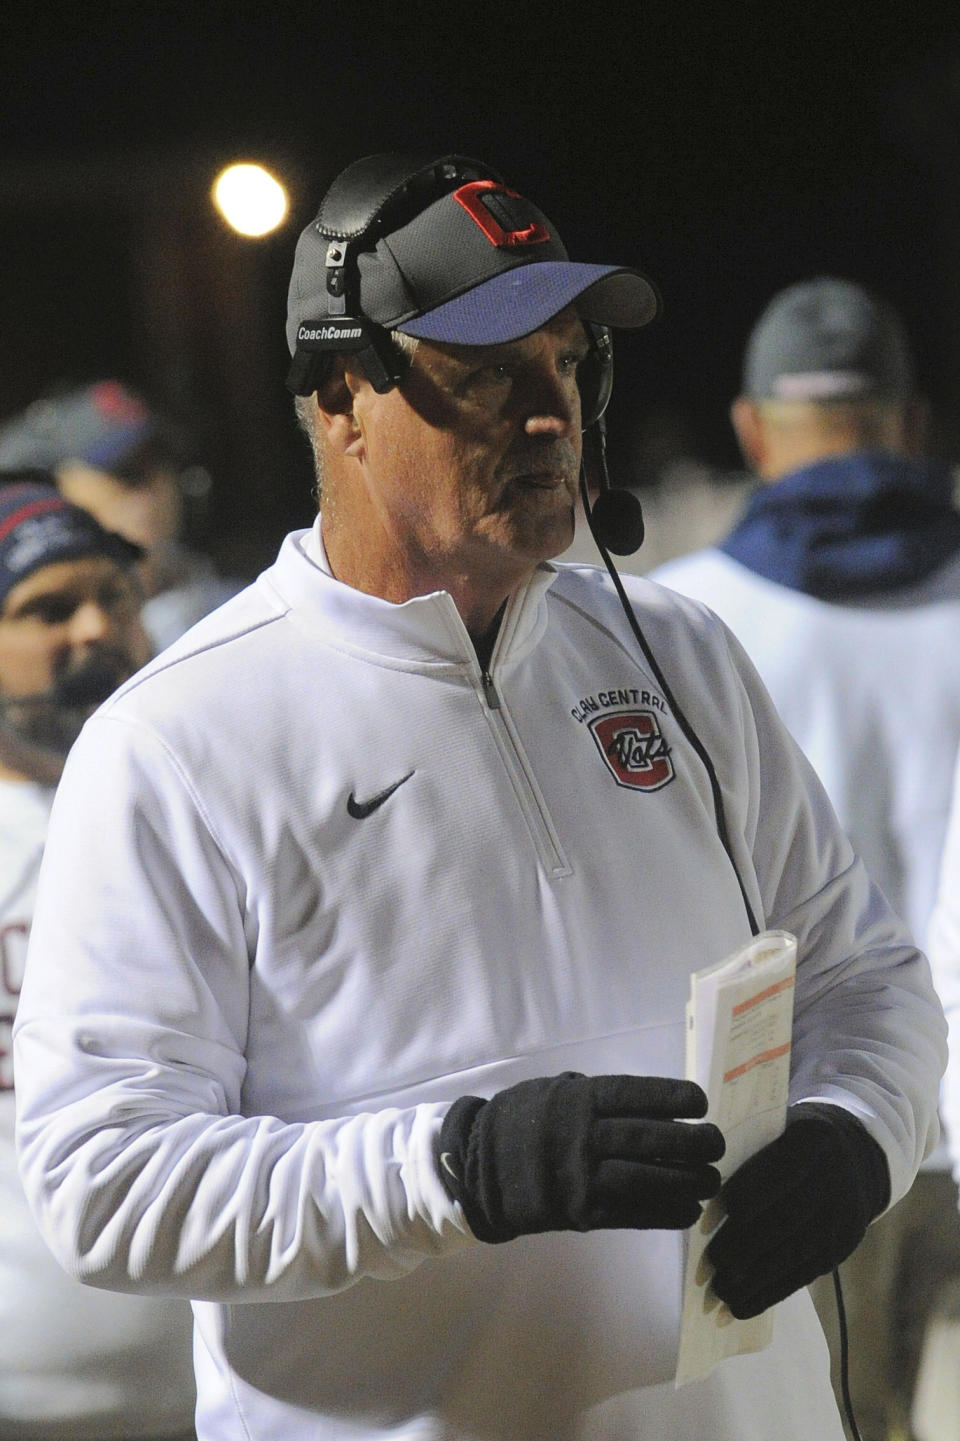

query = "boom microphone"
582;417;645;556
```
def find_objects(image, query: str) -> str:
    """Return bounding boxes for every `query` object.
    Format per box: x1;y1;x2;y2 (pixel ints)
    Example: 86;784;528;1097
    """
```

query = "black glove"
437;1072;725;1243
706;1101;891;1319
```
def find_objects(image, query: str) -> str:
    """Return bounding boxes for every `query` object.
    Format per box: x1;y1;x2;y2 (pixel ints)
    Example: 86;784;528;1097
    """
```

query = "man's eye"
458;363;511;394
35;599;75;625
99;583;134;612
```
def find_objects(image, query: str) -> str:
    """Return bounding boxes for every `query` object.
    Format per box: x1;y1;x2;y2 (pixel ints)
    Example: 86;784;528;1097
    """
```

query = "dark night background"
4;1;960;577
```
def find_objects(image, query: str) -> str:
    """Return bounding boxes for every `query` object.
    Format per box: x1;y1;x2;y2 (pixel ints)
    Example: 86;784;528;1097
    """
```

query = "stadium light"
212;163;289;237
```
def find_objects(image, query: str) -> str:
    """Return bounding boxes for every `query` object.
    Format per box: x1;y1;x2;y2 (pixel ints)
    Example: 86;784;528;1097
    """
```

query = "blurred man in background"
0;472;197;1439
651;276;960;1440
0;381;242;651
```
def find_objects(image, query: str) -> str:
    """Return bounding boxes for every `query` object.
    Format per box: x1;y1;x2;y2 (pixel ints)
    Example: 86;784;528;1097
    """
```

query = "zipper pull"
481;670;501;709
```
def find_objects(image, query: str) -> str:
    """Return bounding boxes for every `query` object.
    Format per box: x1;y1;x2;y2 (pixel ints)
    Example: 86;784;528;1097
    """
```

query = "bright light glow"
212;163;289;237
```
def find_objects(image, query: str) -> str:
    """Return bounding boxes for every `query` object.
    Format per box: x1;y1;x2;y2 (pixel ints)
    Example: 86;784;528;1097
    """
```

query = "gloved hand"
706;1101;891;1319
437;1072;725;1243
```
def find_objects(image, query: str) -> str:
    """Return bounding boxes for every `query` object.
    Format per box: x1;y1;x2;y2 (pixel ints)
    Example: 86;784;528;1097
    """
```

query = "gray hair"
293;331;419;500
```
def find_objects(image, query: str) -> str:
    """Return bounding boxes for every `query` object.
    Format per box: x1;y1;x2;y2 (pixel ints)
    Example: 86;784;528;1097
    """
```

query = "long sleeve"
14;716;473;1303
706;615;947;1201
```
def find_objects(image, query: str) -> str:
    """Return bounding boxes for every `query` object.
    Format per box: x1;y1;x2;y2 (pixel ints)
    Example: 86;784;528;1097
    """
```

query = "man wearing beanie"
0;472;150;777
651;277;960;1438
0;381;241;651
0;472;198;1439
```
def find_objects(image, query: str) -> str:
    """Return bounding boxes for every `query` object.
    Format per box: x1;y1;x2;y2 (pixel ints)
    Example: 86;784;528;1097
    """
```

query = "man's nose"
522;368;581;437
68;599;113;646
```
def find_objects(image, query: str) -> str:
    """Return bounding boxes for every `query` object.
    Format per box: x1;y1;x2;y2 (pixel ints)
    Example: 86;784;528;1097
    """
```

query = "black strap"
314;153;500;241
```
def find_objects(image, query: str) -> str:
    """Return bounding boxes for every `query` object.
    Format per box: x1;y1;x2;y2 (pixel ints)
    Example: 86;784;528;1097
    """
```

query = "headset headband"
286;152;659;425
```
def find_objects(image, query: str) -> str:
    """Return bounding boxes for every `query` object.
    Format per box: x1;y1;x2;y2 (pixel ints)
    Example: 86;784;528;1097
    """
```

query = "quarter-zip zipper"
472;656;569;878
433;586;570;877
481;670;501;709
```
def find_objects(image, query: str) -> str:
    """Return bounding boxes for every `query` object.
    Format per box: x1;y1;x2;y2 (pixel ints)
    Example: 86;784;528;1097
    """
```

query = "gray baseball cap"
0;381;178;474
286;152;661;354
742;277;916;401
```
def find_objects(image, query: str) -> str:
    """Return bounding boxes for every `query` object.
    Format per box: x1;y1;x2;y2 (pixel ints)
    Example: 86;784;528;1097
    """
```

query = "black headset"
286;152;646;556
286;154;493;399
287;153;614;418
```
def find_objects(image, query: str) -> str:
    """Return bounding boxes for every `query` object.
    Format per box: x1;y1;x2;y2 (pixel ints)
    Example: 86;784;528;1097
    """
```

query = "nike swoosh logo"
439;1151;460;1182
346;770;415;819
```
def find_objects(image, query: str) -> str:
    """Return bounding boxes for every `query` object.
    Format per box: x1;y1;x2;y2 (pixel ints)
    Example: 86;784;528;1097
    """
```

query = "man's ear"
730;396;766;473
314;359;361;453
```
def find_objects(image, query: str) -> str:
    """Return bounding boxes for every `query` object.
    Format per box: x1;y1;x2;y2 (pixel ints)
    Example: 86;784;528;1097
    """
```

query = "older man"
0;382;241;651
0;473;197;1439
13;155;945;1441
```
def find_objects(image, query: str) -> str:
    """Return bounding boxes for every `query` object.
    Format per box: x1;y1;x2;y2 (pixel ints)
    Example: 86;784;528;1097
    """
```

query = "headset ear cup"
286;351;334;397
357;331;413;394
288;331;412;399
578;325;614;430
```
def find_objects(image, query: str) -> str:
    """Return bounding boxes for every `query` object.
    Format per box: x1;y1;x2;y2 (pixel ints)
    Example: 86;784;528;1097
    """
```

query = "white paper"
675;929;797;1388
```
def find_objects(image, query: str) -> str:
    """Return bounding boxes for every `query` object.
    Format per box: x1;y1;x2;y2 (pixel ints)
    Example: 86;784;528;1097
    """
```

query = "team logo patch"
588;709;675;791
453;180;551;248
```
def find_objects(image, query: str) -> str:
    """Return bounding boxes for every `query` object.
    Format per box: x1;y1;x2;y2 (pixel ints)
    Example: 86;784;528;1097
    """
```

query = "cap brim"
397;263;660;346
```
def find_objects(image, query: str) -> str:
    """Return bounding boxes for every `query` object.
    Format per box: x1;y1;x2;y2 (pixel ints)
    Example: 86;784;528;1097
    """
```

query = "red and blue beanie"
0;473;143;610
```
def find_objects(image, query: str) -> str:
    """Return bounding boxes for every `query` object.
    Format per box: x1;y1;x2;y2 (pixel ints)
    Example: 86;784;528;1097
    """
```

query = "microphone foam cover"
589;488;645;556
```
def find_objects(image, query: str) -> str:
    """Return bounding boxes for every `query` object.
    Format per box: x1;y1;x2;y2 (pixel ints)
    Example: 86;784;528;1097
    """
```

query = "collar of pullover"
264;517;558;669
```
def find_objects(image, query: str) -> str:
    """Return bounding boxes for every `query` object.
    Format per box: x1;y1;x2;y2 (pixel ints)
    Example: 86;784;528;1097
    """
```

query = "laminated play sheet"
675;929;797;1388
